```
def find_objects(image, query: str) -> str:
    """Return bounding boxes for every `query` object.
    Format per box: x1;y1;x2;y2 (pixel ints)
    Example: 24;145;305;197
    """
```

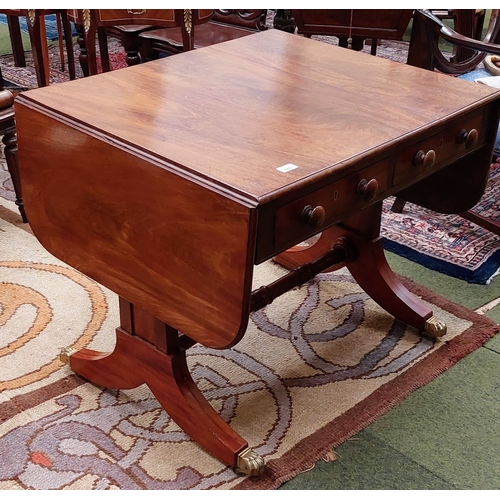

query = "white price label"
276;163;299;173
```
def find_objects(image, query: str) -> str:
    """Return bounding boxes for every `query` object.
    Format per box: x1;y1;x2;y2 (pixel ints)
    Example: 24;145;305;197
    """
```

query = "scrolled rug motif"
1;204;498;489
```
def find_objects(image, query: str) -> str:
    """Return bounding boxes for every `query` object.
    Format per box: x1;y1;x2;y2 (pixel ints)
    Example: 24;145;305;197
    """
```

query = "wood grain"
15;102;256;349
17;30;500;204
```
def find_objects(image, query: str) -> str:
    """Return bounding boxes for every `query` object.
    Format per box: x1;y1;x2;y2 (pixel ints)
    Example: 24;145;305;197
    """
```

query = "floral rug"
0;198;497;489
381;161;500;284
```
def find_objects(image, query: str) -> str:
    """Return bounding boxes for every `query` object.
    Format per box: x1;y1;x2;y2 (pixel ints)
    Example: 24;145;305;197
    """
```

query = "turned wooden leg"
74;23;98;77
60;299;264;475
2;128;27;223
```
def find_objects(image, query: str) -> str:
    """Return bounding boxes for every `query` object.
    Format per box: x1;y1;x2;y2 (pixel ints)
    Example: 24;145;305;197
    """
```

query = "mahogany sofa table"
15;30;500;475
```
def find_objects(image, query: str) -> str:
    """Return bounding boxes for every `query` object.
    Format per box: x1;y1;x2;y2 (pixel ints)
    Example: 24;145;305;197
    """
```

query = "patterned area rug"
0;38;126;90
0;199;498;490
381;161;500;284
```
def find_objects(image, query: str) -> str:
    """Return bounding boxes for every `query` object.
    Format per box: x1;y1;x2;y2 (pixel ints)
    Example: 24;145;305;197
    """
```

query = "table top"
20;29;499;204
16;29;500;350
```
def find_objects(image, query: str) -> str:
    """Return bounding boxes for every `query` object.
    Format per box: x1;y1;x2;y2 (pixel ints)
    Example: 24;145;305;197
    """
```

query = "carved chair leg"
2;129;27;223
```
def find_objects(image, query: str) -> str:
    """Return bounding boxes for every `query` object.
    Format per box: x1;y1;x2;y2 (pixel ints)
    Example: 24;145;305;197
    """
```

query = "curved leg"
60;312;264;475
345;235;446;337
275;203;446;338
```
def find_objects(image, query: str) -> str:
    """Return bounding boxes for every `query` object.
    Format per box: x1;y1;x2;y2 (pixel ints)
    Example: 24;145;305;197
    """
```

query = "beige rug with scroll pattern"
0;195;498;490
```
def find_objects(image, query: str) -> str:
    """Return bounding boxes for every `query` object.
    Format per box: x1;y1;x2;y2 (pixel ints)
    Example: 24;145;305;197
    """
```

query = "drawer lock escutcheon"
413;149;436;168
356;178;379;201
456;128;479;149
301;205;326;229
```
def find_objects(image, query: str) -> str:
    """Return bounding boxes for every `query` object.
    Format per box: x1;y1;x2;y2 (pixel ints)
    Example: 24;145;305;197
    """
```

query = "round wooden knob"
465;128;478;149
356;178;379;201
456;128;479;149
413;149;436;168
301;205;326;228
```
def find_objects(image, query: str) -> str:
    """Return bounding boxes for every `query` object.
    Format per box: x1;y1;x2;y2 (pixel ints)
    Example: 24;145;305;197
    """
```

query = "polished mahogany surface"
14;28;500;474
16;30;498;203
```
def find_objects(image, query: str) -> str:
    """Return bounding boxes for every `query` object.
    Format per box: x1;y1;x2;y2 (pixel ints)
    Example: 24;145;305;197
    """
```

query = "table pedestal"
60;202;445;475
60;297;264;476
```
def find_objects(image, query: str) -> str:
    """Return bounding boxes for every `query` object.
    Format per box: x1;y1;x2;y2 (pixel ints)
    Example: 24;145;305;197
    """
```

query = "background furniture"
0;88;25;222
139;9;267;59
0;9;75;87
100;24;158;68
432;8;486;63
291;9;413;54
391;9;500;237
407;8;500;74
67;9;213;76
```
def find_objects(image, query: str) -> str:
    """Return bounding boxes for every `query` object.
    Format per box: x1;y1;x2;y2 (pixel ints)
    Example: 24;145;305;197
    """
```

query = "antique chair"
432;8;486;62
0;9;75;87
291;9;413;54
0;86;25;222
67;9;213;76
390;9;500;236
138;9;267;60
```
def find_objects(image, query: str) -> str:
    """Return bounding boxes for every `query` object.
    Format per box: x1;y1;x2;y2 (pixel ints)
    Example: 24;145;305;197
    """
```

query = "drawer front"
97;9;213;25
393;113;484;186
98;9;176;24
274;159;389;250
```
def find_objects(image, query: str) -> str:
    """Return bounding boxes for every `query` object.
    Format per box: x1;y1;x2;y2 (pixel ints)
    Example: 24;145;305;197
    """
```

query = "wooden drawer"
98;9;175;24
273;159;389;250
393;112;484;186
96;9;213;26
